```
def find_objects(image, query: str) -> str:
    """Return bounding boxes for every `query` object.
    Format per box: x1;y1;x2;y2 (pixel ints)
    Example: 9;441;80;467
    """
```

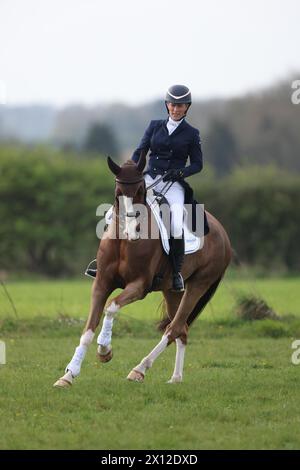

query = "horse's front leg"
96;280;146;362
53;280;112;387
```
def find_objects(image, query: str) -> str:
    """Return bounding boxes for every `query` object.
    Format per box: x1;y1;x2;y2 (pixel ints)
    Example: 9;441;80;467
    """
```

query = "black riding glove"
163;169;185;182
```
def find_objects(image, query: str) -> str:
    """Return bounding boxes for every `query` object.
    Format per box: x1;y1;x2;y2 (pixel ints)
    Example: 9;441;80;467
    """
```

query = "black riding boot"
169;233;185;292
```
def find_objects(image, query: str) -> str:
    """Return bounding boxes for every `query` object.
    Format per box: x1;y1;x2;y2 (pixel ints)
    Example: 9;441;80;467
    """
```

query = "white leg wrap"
80;329;95;346
134;335;169;376
66;329;95;377
97;316;114;347
97;302;119;348
168;338;186;383
66;345;87;377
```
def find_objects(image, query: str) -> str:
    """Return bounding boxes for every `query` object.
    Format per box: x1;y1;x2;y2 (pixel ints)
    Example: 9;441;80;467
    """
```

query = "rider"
131;85;203;292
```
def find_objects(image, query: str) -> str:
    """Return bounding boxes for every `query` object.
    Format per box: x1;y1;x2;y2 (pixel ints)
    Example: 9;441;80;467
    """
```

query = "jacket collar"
163;118;187;137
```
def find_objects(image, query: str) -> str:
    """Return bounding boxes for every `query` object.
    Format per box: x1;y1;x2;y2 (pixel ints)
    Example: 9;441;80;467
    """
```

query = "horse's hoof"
167;376;182;384
97;348;113;363
53;370;73;388
127;370;145;382
53;377;72;388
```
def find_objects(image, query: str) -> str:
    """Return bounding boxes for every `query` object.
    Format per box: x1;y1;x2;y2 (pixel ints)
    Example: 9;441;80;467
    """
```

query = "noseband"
114;177;144;221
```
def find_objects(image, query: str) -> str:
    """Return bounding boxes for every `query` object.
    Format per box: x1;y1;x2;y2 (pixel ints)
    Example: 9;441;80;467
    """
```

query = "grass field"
0;276;300;450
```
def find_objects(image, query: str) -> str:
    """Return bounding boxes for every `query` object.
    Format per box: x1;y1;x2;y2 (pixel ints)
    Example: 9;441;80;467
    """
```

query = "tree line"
0;146;299;277
1;76;300;178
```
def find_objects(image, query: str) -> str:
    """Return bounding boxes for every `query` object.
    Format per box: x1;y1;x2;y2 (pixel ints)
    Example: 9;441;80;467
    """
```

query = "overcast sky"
0;0;299;106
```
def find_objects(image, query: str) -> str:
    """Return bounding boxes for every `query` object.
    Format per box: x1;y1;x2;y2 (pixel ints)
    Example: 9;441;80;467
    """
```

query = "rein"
114;169;175;217
145;173;168;190
146;172;175;209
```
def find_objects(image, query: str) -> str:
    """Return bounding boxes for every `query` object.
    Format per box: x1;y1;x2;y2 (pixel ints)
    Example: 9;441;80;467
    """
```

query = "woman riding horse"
132;84;203;292
53;87;231;388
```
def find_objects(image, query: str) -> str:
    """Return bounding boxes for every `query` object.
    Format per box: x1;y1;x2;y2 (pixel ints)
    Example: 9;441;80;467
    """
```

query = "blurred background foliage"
0;146;114;276
0;76;300;277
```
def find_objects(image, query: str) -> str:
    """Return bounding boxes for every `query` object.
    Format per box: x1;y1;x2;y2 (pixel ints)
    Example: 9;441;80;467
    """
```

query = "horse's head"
107;151;147;240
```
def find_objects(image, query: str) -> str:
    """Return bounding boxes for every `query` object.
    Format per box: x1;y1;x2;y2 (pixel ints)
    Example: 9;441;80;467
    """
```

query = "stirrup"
171;272;185;292
85;259;97;279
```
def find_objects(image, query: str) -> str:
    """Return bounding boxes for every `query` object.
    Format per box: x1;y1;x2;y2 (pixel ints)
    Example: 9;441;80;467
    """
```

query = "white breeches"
145;174;185;238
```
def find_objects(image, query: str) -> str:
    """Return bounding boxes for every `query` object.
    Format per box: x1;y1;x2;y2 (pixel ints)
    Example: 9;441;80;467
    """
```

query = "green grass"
1;276;299;321
1;277;300;449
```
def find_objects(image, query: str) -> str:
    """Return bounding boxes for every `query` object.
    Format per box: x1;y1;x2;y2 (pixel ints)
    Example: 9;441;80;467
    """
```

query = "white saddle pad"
105;190;203;255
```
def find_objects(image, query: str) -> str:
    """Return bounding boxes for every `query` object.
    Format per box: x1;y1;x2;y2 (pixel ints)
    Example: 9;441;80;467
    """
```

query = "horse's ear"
136;149;147;173
107;156;121;176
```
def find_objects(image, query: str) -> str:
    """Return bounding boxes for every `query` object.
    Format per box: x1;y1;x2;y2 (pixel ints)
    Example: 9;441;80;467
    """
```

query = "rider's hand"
163;169;185;182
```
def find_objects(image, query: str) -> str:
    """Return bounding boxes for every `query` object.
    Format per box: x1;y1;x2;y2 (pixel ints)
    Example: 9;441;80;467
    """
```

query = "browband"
115;177;144;185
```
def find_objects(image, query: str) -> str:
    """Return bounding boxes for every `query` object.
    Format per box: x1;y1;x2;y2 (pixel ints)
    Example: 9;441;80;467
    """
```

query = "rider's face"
167;102;189;121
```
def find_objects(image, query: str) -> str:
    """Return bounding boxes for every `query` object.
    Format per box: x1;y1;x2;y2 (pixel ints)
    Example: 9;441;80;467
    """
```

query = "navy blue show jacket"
131;119;203;179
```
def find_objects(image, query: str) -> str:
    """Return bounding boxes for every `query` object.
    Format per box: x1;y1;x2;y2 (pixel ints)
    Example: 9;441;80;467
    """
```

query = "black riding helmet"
165;84;192;116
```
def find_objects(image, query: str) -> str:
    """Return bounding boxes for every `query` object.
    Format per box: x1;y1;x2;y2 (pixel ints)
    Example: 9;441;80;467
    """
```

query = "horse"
54;151;232;387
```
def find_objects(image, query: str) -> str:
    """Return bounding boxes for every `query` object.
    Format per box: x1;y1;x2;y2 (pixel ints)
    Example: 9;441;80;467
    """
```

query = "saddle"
85;189;209;278
146;188;205;255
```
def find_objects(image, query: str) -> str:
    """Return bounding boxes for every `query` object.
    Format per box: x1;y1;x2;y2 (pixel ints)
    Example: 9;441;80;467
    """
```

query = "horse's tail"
186;276;222;325
157;276;223;332
157;298;169;332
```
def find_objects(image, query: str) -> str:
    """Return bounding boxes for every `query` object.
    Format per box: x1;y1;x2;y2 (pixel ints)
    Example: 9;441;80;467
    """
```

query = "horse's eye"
136;211;140;217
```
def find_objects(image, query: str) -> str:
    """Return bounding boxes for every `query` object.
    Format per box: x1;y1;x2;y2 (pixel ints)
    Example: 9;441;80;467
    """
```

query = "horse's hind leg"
164;276;223;382
167;337;187;384
53;281;111;387
164;278;213;342
128;280;213;383
127;334;170;382
162;290;188;384
127;291;184;383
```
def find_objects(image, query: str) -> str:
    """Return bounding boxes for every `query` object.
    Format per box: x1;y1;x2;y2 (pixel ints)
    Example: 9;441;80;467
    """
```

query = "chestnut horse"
54;152;231;387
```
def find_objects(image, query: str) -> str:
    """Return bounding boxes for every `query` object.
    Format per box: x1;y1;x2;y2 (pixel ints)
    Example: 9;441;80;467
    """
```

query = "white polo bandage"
80;329;95;346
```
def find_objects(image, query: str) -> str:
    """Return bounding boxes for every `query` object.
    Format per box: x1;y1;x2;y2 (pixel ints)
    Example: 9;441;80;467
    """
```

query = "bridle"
115;169;174;191
114;169;175;220
115;177;144;185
